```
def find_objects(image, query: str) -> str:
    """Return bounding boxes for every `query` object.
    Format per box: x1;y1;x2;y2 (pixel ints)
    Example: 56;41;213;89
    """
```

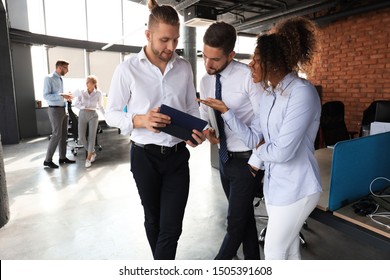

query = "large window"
89;50;122;94
17;0;255;104
86;0;123;43
44;0;87;40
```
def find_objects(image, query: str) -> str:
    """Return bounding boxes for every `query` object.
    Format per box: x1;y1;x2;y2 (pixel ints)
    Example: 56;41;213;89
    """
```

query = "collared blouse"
74;88;105;115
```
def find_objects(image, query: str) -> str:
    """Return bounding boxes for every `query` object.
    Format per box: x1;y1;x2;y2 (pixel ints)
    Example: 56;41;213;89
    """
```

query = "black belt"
228;150;252;159
131;141;186;155
49;105;65;108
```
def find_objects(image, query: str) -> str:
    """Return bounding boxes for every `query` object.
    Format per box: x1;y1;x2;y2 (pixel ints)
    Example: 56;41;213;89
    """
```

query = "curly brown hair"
256;16;318;81
271;16;318;70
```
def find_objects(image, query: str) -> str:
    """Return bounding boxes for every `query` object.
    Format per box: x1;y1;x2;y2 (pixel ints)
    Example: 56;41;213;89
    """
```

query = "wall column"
0;1;20;144
0;134;10;228
182;26;197;91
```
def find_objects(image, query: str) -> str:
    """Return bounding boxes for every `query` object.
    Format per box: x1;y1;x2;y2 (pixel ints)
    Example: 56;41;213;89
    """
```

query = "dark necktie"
215;74;229;164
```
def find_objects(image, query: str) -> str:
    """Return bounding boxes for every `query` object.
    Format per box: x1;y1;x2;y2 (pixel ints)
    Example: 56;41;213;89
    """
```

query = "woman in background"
198;17;322;259
74;75;105;168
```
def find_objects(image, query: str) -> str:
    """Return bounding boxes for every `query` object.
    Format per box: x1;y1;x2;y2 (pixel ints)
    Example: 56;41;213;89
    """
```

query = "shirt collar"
218;59;235;80
267;72;297;96
53;71;62;79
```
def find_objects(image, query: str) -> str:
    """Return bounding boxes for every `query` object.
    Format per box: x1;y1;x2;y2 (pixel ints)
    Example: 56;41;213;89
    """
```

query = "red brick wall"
310;8;390;132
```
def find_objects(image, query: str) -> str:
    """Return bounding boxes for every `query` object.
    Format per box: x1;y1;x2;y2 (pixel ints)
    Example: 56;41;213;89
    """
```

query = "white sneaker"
91;152;96;163
85;160;91;168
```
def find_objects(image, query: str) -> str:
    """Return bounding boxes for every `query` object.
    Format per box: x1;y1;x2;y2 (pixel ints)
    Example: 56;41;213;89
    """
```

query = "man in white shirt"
105;0;205;260
198;22;263;260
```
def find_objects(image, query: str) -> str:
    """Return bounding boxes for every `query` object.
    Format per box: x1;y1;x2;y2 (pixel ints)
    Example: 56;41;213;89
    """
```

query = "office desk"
315;148;333;211
312;142;390;250
334;204;390;239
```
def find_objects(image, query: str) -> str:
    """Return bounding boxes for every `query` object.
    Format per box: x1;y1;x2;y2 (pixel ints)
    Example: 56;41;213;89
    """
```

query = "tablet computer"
156;104;208;144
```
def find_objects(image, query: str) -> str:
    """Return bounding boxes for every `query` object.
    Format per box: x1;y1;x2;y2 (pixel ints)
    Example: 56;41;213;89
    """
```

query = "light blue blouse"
223;72;323;206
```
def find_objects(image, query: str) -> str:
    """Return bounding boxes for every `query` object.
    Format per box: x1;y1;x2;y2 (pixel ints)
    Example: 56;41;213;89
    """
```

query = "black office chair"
66;101;83;155
320;101;357;146
253;173;307;247
254;198;308;247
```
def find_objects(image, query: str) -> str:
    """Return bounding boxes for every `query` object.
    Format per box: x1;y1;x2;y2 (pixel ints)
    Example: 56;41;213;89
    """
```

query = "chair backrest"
67;101;78;140
320;101;350;146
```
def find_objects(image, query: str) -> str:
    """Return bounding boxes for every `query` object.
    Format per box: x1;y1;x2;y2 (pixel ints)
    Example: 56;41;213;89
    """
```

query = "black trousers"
130;143;190;260
215;156;264;260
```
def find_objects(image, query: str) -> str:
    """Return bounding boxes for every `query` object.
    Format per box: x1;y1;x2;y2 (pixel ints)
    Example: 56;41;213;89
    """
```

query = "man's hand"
197;98;229;113
186;129;207;147
61;92;73;101
133;107;171;133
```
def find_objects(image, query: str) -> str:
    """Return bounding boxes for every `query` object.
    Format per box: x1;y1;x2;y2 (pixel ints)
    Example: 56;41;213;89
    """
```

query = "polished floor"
0;126;389;260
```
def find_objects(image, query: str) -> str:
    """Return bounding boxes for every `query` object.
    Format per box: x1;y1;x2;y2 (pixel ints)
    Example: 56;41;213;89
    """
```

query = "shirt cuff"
222;109;234;121
248;154;264;170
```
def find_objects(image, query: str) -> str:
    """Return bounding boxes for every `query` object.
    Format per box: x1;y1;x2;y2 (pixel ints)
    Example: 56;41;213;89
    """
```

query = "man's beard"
151;43;173;62
206;60;229;75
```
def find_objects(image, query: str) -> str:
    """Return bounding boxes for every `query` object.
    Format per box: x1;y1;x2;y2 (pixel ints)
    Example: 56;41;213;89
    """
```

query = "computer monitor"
374;101;390;122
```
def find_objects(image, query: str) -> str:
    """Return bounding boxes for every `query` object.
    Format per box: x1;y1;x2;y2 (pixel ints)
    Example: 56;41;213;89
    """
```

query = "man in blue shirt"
43;59;75;168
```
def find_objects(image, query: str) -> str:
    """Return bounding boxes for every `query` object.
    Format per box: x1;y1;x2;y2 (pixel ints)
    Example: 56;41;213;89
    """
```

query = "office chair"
66;101;83;155
254;197;307;247
253;174;307;247
320;101;357;146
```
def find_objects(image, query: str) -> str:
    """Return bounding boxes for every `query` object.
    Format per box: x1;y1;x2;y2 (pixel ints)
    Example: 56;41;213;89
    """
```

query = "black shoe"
44;161;59;168
59;158;76;164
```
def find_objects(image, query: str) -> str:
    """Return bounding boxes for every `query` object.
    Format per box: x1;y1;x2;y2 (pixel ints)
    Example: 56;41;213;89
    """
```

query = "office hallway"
0;126;388;260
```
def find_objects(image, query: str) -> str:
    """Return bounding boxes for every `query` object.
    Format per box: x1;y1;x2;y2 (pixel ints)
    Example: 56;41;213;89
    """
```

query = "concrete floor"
0;126;389;260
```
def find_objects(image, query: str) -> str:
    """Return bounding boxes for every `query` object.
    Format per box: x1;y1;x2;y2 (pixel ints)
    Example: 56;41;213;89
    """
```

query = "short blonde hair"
87;75;98;89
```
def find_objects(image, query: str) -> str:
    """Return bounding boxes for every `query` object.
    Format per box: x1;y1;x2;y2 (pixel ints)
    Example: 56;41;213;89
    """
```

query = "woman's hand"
197;98;229;113
248;164;260;177
204;128;220;144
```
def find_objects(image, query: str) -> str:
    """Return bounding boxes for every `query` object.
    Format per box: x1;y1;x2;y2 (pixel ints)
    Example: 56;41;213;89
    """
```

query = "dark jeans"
215;156;264;260
130;143;190;260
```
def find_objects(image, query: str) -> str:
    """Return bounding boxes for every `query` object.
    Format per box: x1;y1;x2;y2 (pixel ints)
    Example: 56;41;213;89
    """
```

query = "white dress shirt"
73;88;105;114
199;60;262;152
105;47;199;147
223;72;322;205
